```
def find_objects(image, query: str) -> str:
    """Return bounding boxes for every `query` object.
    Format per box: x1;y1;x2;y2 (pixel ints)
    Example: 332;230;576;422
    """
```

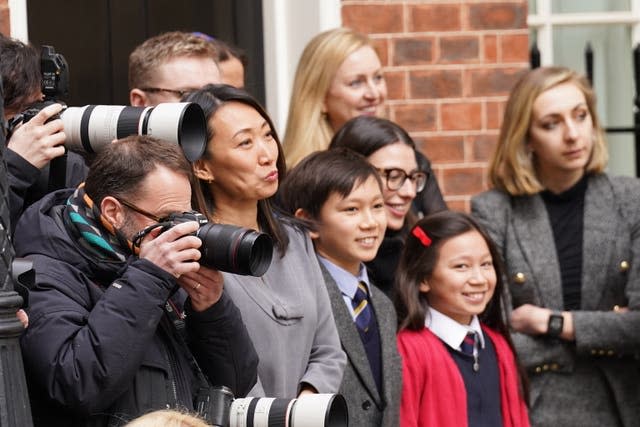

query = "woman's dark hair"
279;147;383;230
329;115;418;156
330;115;421;227
183;84;289;254
0;34;41;114
394;210;529;401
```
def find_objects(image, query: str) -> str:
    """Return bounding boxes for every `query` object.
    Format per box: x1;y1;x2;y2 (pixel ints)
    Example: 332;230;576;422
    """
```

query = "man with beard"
16;135;257;426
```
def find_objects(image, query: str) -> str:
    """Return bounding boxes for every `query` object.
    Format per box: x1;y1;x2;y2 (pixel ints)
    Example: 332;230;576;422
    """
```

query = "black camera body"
40;45;69;100
162;211;273;277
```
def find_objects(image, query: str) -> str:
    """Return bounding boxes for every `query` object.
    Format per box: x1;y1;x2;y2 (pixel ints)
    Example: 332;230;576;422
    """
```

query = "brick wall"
0;0;9;35
342;0;529;211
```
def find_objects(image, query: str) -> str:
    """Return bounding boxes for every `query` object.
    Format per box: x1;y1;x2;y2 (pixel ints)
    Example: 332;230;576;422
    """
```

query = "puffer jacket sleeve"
20;257;176;415
185;290;259;397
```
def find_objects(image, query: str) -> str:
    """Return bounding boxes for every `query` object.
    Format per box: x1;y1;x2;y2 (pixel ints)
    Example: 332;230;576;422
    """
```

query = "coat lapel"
511;194;564;308
581;175;617;309
320;264;382;405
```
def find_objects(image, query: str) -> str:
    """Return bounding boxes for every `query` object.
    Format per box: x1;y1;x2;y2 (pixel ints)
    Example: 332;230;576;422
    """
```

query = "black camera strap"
163;298;217;419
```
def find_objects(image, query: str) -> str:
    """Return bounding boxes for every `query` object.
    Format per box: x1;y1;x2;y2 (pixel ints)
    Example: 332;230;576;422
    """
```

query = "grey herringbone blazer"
320;263;402;427
472;173;640;427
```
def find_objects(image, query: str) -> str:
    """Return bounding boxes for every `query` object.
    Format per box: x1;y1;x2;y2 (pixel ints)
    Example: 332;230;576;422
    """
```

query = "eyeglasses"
118;198;163;223
377;168;428;192
140;87;195;99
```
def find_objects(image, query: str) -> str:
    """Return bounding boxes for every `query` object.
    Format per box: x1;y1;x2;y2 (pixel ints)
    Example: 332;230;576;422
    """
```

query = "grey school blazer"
320;264;402;427
472;173;640;427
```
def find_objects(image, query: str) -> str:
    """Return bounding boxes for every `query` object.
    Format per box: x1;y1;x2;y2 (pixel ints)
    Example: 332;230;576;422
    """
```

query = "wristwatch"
547;311;564;337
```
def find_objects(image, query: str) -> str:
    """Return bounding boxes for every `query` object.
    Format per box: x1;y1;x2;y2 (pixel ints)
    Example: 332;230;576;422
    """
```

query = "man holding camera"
129;31;221;106
16;135;258;426
0;34;88;231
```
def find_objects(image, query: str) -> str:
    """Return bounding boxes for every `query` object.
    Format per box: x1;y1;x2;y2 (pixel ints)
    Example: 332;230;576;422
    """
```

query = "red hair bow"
412;226;432;247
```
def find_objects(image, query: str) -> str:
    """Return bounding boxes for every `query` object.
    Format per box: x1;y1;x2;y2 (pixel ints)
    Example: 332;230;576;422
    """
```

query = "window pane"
553;24;635;175
528;0;536;13
552;0;630;13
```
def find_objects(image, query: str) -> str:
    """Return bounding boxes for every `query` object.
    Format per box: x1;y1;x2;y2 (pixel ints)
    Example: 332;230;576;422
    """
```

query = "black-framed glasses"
377;168;428;192
140;87;195;99
118;198;163;223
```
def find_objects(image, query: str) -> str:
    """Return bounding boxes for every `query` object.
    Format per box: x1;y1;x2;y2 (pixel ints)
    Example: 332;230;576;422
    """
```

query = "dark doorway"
26;0;265;106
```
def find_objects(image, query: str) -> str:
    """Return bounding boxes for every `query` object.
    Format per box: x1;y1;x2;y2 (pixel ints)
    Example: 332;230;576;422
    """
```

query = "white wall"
262;0;341;135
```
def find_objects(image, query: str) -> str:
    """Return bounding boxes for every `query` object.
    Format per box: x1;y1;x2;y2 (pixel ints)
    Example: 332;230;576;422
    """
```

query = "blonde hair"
283;28;373;167
129;31;218;90
490;66;608;196
124;409;210;427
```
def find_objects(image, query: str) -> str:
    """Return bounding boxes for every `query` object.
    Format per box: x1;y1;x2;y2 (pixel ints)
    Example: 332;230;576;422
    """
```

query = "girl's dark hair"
394;210;529;402
183;84;289;254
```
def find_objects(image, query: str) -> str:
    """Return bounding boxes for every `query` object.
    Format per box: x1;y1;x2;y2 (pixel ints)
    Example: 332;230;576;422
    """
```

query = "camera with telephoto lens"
161;211;273;277
199;386;348;427
10;45;207;162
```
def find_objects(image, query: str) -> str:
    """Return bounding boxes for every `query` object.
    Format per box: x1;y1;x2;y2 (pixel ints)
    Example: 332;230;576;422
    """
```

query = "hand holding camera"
138;220;202;279
7;102;66;169
178;266;224;312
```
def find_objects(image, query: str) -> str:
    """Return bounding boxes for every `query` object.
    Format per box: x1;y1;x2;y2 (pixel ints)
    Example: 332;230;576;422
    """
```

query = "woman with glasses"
329;116;446;299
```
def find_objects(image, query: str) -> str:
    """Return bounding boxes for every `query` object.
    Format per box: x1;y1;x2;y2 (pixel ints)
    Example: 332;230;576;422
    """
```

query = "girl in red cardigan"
395;211;529;427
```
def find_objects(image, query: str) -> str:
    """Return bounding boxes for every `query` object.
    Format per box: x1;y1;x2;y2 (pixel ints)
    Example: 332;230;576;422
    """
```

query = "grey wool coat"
320;263;402;427
472;173;640;427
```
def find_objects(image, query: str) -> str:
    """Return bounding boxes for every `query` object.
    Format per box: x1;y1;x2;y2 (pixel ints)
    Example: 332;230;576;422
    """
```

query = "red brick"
409;4;461;32
342;4;403;34
467;134;499;162
415;136;465;163
393;37;434;66
371;38;389;67
486;101;503;130
392;103;437;132
441;102;482;131
440;36;480;62
446;199;470;212
469;67;527;96
500;33;529;62
484;35;498;63
385;70;406;101
0;5;9;36
442;167;486;196
409;70;462;99
468;3;527;30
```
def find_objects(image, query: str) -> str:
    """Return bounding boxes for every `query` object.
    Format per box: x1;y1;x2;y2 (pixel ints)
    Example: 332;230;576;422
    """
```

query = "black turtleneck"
540;175;588;310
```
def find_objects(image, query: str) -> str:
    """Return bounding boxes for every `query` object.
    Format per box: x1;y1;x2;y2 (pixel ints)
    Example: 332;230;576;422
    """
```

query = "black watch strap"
547;311;564;337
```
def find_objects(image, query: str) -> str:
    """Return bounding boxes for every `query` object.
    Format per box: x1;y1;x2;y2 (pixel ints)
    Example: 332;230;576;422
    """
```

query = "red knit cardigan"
398;325;530;427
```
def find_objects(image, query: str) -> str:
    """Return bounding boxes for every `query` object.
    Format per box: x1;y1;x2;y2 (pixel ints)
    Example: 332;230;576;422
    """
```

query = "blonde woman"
284;28;446;217
472;66;640;427
283;28;386;168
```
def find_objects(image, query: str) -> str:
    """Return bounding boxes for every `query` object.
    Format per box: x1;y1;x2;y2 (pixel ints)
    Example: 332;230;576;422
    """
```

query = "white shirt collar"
425;306;485;351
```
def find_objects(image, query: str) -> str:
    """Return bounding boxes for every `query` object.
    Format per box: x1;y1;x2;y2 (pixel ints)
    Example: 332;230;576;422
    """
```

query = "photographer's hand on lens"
138;220;201;279
7;103;66;169
178;266;224;312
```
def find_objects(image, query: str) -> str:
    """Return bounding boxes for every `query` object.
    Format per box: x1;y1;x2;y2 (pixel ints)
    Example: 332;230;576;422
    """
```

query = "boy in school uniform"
280;148;402;427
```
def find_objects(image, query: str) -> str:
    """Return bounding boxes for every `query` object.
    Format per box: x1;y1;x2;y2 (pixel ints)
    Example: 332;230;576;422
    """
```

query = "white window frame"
528;0;640;65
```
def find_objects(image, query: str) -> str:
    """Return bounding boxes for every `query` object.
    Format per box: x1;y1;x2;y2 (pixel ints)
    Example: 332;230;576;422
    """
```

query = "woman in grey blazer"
472;66;640;427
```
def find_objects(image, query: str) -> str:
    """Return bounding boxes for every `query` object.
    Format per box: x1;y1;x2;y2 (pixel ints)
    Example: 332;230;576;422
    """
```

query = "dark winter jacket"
16;189;258;427
6;149;88;233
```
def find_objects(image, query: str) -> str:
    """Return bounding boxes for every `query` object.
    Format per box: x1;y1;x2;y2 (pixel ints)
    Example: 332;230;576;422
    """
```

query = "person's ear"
294;208;319;239
419;279;430;293
129;89;150;107
193;159;215;183
101;196;126;228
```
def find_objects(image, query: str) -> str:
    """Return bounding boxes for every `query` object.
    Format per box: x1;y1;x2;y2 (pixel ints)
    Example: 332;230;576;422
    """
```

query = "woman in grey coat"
184;84;346;398
472;66;640;427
